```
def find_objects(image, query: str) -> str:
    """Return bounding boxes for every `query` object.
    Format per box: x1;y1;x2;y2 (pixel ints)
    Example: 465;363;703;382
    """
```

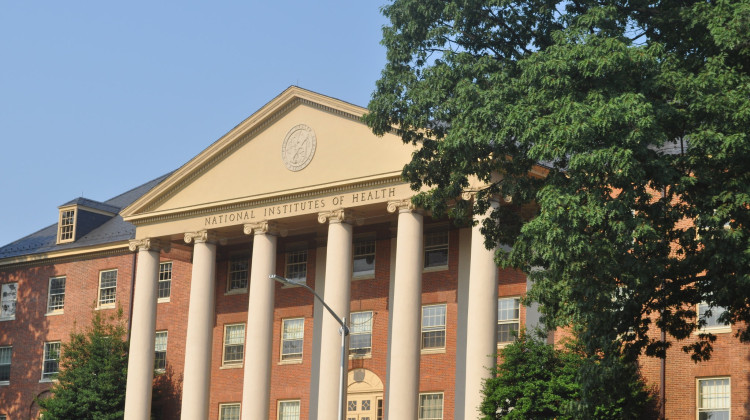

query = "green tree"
38;309;129;420
366;0;750;378
481;333;655;419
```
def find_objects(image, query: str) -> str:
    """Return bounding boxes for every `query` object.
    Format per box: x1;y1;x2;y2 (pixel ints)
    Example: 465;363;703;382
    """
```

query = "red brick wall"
0;251;135;419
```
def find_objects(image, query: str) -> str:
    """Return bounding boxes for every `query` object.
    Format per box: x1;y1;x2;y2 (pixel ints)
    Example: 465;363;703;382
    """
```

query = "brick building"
0;87;746;420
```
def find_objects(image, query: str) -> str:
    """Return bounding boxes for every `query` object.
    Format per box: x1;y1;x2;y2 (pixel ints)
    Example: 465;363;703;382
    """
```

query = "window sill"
497;342;515;349
225;289;248;296
279;359;303;365
420;348;446;355
45;310;64;317
349;353;372;360
352;273;375;281
157;297;170;304
96;304;115;311
0;381;9;386
695;326;732;335
220;363;243;370
39;378;58;383
155;369;166;375
0;317;16;322
423;265;448;273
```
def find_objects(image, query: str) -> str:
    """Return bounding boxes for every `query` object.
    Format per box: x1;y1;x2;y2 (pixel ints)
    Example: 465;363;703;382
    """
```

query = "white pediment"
122;87;414;223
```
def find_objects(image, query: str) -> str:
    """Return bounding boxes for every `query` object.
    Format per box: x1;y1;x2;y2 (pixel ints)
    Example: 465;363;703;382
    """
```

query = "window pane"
158;262;172;299
0;346;11;382
424;231;448;268
224;325;245;364
282;318;304;360
43;342;61;379
419;394;443;420
422;305;446;349
47;276;66;312
353;240;376;276
220;404;241;420
286;250;307;283
99;270;117;305
228;257;249;291
155;332;167;371
699;303;728;329
350;311;373;355
279;401;300;420
1;283;18;319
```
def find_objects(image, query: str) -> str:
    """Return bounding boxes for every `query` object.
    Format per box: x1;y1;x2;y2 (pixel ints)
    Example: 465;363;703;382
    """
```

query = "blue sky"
0;1;390;246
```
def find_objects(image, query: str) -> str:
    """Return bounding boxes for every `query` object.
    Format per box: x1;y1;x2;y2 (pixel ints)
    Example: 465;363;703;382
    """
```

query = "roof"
0;173;171;260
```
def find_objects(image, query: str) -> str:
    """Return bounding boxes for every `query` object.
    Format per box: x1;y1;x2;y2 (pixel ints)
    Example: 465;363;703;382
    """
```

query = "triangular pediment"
122;87;414;224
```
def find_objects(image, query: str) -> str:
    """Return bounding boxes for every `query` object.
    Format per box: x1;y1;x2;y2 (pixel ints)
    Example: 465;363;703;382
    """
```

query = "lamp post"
269;274;349;420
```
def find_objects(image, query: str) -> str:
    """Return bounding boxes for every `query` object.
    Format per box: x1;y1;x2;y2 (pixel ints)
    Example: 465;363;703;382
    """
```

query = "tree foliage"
366;0;750;368
480;333;655;419
38;310;129;420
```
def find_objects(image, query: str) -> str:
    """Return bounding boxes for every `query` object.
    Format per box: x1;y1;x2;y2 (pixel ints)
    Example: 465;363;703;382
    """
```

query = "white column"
385;199;423;420
180;230;217;420
315;209;354;420
463;202;500;419
124;239;161;420
241;222;278;420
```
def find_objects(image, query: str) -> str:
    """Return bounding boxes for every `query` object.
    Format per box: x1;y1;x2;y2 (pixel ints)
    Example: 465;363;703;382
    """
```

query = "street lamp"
269;274;350;420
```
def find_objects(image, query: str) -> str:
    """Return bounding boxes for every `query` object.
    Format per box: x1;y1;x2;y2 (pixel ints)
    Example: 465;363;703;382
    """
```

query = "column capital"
243;221;287;237
184;230;221;244
128;238;161;252
387;199;422;214
317;208;363;225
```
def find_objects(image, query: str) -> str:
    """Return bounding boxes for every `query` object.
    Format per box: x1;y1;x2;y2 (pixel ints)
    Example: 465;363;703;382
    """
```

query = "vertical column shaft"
124;240;160;420
316;212;353;420
385;202;423;420
242;224;278;420
180;232;217;420
463;204;500;419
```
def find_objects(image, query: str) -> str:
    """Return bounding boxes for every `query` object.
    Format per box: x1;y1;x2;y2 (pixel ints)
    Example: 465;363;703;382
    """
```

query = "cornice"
0;242;131;270
127;175;405;227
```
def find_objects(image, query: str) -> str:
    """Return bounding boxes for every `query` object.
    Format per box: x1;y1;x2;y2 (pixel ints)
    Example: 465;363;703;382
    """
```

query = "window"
349;311;373;356
0;346;11;384
698;302;729;330
228;257;249;292
158;262;172;301
421;304;446;350
219;403;241;420
42;341;61;380
278;400;300;420
418;393;444;420
285;250;307;284
498;297;520;345
424;230;448;268
98;270;118;307
698;377;730;420
0;283;17;321
154;331;167;372
47;276;66;313
281;318;304;361
352;238;376;277
223;324;245;366
58;209;75;242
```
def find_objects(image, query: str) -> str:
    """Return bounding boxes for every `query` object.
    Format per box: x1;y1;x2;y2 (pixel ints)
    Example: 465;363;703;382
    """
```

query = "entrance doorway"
347;369;384;420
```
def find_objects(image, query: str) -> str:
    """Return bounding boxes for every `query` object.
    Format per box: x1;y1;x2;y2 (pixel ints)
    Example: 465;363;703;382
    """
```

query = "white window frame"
98;269;118;308
0;282;18;321
423;230;449;270
41;341;61;381
277;399;301;420
154;331;167;372
158;262;172;302
227;256;249;293
697;377;730;420
219;402;241;420
418;392;444;420
421;304;447;353
222;324;245;367
349;311;373;357
498;297;520;346
281;317;304;362
58;208;76;243
0;346;11;384
697;302;731;333
46;276;66;314
285;249;308;285
352;237;376;279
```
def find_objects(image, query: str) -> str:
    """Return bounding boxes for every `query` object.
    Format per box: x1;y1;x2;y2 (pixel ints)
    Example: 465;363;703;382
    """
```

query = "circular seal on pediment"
282;124;317;171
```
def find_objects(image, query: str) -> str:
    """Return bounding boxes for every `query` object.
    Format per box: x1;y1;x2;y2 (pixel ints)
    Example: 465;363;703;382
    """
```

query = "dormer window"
58;208;76;243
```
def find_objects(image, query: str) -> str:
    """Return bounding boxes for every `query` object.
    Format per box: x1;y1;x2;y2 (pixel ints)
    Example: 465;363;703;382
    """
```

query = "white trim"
222;323;246;367
280;317;305;362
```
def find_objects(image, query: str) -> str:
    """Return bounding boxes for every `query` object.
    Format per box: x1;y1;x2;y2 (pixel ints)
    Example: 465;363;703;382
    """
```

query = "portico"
120;87;511;420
